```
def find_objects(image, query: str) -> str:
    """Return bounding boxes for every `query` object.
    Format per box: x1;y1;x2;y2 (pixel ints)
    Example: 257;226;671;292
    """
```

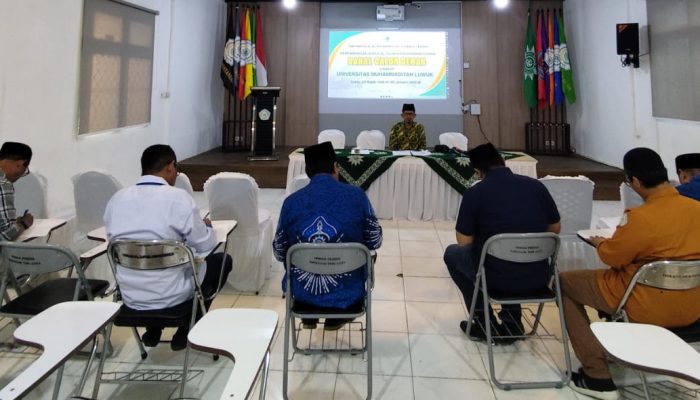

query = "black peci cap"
402;103;415;113
0;142;32;163
675;153;700;171
304;141;336;165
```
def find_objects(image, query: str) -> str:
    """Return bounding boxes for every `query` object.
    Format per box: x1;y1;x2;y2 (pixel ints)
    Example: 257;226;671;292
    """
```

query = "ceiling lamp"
494;0;509;9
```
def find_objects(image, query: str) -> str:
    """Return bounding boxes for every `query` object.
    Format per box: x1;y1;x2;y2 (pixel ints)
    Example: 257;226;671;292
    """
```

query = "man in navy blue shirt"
675;153;700;201
444;143;561;343
273;141;382;331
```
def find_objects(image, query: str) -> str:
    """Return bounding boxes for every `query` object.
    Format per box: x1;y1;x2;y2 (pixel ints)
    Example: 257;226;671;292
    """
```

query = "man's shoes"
459;320;521;345
141;328;163;347
301;318;318;329
497;319;525;345
324;318;353;331
569;368;619;400
459;319;490;342
170;327;189;351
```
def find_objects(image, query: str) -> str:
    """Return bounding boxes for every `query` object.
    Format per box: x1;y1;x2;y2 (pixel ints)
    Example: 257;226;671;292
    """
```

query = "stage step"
180;148;624;201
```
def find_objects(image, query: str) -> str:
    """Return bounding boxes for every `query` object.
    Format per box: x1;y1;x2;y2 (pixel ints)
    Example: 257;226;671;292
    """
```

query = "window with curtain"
78;0;156;134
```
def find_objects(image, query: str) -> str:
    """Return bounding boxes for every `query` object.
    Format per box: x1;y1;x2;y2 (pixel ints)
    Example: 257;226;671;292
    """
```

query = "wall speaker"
617;23;639;55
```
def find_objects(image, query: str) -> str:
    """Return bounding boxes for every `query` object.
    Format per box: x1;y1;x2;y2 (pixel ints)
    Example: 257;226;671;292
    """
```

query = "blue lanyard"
136;182;165;186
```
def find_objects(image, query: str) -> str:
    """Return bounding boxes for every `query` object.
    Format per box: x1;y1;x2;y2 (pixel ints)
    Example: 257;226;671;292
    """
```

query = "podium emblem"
258;108;271;121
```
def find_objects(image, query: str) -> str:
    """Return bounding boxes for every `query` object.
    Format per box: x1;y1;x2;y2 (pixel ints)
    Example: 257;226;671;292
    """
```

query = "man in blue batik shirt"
273;141;382;331
675;153;700;201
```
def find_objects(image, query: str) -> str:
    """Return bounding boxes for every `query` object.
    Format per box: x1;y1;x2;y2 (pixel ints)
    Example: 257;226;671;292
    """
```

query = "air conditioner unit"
377;5;404;22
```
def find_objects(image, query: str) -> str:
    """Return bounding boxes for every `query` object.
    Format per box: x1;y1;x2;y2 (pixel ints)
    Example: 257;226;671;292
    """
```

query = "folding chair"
0;241;109;321
188;308;278;400
93;239;211;399
0;301;120;400
592;322;700;400
283;243;373;400
465;233;572;390
0;242;110;398
611;260;700;326
606;260;700;397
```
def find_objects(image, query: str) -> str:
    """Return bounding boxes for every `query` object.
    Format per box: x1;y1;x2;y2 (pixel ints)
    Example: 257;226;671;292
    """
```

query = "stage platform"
179;147;624;200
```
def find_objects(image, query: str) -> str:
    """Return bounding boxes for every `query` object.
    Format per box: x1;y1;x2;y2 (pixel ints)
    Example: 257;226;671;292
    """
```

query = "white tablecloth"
286;151;538;220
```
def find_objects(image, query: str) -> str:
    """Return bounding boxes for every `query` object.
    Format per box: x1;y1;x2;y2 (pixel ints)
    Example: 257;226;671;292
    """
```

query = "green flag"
523;12;537;108
558;12;576;104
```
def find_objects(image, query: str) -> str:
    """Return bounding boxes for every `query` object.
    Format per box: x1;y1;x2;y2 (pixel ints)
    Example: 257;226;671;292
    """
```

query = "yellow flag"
244;9;253;99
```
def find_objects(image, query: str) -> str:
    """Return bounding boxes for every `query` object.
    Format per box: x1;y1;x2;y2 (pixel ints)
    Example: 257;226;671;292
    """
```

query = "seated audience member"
273;141;382;331
675;153;700;201
389;103;427;150
560;148;700;400
443;143;561;344
0;142;34;240
104;144;232;351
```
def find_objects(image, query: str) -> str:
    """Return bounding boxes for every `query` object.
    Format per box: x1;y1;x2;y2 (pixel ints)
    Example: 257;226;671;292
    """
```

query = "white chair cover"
540;176;601;271
13;171;47;218
620;182;643;209
356;130;386;150
287;174;310;195
318;129;346;149
438;132;469;151
175;172;195;196
203;172;273;292
72;170;122;234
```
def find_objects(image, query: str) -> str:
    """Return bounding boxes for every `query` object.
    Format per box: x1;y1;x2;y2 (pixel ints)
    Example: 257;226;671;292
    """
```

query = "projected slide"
327;31;447;99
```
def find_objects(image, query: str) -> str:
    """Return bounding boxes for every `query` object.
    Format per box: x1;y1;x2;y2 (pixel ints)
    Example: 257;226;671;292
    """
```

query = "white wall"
565;0;700;176
0;0;224;217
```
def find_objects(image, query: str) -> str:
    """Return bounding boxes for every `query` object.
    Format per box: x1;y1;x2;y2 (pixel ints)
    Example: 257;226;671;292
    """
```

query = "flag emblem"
524;44;535;80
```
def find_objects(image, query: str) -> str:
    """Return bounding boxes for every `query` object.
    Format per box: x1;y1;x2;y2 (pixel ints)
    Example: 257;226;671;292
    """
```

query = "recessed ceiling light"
283;0;296;10
494;0;509;10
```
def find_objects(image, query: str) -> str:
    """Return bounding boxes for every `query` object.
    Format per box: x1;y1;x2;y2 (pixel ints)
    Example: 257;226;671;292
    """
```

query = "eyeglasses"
624;175;632;186
173;161;181;176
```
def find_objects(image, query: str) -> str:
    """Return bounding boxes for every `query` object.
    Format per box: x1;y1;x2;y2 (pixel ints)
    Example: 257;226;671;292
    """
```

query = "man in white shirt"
104;144;232;351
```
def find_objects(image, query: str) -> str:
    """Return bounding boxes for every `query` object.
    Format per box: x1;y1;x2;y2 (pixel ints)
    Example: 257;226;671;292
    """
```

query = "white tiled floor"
0;193;659;399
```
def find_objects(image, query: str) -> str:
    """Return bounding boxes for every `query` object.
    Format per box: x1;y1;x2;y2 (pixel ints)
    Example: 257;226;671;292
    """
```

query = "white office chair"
356;130;386;150
13;171;47;219
188;308;278;400
439;132;469;151
592;322;700;400
318;129;346;149
175;172;195;196
540;176;600;271
204;172;273;292
0;302;120;400
72;171;122;234
287;174;310;195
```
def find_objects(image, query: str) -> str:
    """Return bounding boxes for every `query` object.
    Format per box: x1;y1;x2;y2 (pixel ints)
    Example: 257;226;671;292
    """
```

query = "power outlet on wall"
469;103;481;115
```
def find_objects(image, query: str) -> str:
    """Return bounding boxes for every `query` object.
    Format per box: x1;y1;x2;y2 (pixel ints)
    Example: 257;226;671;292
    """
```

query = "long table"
286;149;538;220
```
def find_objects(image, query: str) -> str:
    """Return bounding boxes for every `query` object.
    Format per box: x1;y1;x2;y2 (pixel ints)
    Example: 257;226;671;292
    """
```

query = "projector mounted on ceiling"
377;5;405;22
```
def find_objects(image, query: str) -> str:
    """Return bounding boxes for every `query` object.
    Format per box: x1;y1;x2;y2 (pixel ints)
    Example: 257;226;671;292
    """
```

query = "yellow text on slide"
347;57;372;65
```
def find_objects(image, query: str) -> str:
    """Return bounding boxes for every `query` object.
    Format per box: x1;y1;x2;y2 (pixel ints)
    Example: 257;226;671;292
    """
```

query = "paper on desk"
350;149;371;155
410;150;432;156
392;150;412;156
577;228;615;243
17;219;66;242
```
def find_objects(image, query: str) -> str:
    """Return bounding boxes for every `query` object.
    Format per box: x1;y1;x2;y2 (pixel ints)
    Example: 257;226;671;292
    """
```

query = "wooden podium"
248;86;281;161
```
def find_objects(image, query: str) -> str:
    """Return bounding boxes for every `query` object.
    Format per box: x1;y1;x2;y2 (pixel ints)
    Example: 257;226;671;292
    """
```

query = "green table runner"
416;151;521;194
296;149;521;193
